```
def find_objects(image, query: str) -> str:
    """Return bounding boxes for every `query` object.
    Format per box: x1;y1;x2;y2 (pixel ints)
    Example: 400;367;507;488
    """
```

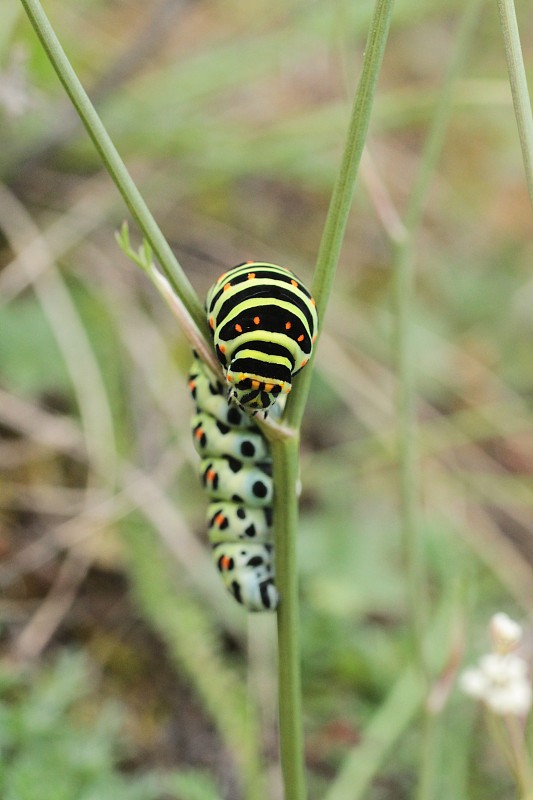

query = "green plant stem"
392;0;484;682
496;0;533;210
18;0;208;339
393;235;425;664
504;714;533;800
271;5;396;797
272;434;306;800
391;4;484;798
285;0;396;431
415;710;441;800
271;7;397;798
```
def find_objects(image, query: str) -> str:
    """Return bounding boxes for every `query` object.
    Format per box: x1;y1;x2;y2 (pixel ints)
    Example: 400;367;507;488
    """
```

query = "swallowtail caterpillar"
189;262;318;611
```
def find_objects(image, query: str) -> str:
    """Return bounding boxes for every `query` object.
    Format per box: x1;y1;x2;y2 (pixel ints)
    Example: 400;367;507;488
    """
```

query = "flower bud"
489;613;522;655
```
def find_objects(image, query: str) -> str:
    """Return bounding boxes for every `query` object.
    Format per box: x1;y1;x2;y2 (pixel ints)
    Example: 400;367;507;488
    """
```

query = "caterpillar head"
226;369;291;413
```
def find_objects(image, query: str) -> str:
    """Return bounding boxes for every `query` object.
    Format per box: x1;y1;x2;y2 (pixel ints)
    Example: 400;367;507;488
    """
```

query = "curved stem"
18;0;208;339
285;0;396;431
496;0;533;210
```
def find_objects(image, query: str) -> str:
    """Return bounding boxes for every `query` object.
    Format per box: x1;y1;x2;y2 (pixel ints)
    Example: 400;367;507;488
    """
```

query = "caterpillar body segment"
199;457;273;507
207;502;273;545
212;542;278;612
191;412;270;464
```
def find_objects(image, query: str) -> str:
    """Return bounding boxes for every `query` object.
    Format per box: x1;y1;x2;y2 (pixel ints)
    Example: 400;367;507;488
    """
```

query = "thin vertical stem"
272;435;306;800
393;0;485;686
311;0;396;310
391;2;484;798
496;0;533;210
415;709;441;800
285;0;396;431
273;5;396;798
504;715;533;800
272;6;397;798
393;234;426;668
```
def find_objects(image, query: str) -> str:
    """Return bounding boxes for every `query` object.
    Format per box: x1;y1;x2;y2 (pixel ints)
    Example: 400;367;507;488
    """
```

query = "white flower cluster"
459;613;532;717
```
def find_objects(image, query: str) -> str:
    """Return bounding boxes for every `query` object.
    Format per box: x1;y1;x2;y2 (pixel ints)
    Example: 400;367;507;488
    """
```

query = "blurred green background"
1;0;533;798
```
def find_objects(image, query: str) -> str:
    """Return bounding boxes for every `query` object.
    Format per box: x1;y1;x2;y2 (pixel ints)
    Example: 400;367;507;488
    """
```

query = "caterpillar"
206;261;318;413
189;262;318;611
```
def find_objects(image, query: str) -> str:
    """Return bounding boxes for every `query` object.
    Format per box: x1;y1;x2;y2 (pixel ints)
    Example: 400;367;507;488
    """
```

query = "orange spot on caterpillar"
247;272;256;280
207;469;217;482
214;512;226;526
312;334;317;343
209;317;215;329
235;323;242;333
265;383;274;393
194;428;204;439
220;555;232;570
251;380;260;390
188;379;196;390
253;316;260;325
219;344;226;354
291;279;298;287
285;321;291;330
246;260;254;264
227;374;233;382
311;298;316;306
297;334;304;342
301;359;308;368
223;282;231;291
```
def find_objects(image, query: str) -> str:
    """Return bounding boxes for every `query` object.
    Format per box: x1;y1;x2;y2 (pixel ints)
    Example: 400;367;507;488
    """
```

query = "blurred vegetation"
1;0;533;798
0;651;219;800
